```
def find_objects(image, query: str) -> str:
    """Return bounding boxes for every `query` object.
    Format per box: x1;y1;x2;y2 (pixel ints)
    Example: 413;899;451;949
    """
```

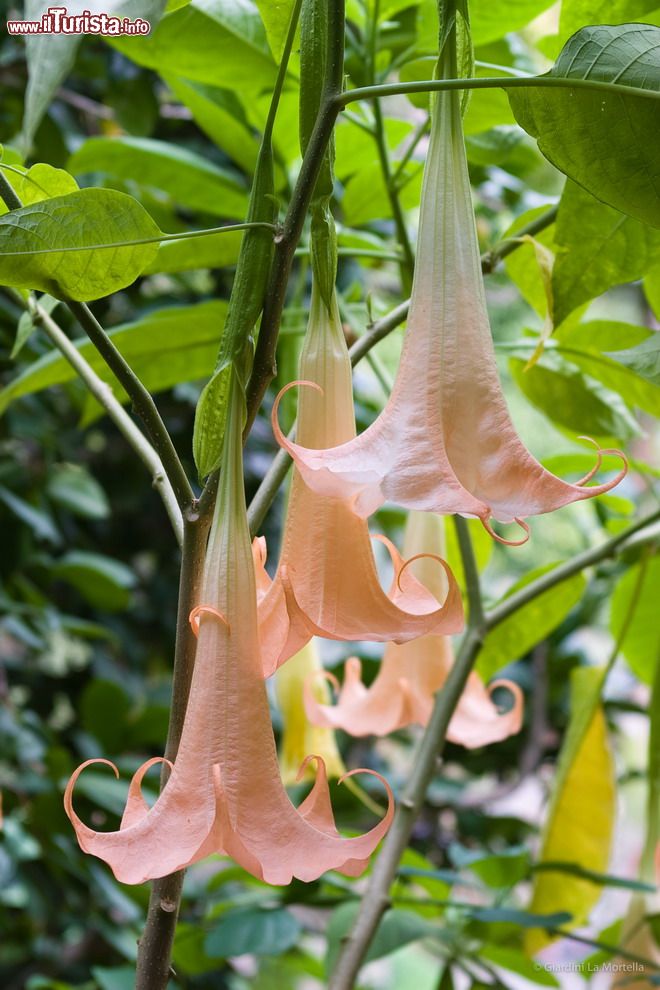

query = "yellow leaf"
526;666;616;955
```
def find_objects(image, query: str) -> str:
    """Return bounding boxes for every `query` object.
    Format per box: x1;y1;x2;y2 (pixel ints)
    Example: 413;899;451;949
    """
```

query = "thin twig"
25;297;184;546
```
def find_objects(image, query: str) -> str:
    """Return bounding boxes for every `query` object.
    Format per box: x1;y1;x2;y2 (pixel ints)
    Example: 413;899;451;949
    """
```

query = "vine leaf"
509;24;660;227
0;188;161;301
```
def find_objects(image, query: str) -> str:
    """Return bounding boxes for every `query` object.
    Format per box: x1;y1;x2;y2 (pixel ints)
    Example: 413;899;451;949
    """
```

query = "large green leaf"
552;182;660;326
610;556;660;684
605;335;660;388
205;907;301;958
145;229;243;274
526;666;615;955
69;137;248;219
0;300;227;414
0;188;160;301
553;321;660;418
509;25;660;227
163;76;260;174
111;0;276;90
21;1;166;152
509;352;642;442
52;551;136;612
478;565;586;680
558;0;660;48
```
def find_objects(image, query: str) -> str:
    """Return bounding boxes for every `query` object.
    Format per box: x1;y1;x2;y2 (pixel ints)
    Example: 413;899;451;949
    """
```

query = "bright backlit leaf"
0;188;161;300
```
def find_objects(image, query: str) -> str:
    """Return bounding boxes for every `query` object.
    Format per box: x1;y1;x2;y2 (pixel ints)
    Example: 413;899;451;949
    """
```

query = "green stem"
338;73;660;106
0;222;278;258
66;300;194;513
369;0;415;290
244;0;346;438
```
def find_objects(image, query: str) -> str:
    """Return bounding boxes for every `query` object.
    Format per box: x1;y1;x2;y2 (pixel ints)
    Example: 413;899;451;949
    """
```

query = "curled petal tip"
64;758;120;840
271;379;324;450
396;552;446;594
189;604;230;638
338;767;395;820
482;516;531;547
295;753;325;784
574;438;628;492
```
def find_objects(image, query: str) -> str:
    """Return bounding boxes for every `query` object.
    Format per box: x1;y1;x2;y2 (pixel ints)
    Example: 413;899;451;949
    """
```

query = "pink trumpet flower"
273;70;626;544
255;284;463;676
305;512;523;747
64;376;393;886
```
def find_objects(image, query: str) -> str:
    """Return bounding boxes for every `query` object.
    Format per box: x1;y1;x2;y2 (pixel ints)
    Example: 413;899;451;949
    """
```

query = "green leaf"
0;485;60;544
558;0;660;49
509;25;660;227
503;206;557;317
163;76;261;174
480;945;559;986
0;189;161;301
552;182;660;326
509;352;642;442
145;228;243;274
343;161;423;226
0;163;78;215
111;0;276;91
605;336;660;388
477;564;586;680
610;556;660;684
471;907;572;928
531;861;656;892
69;137;248;219
204;907;301;958
526;665;616;955
0;300;227;415
21;1;166;153
325;904;434;975
46;464;110;519
92;965;140;990
12;295;59;360
256;0;296;59
449;843;531;888
417;0;555;47
553;321;660;418
80;680;131;753
52;551;136;611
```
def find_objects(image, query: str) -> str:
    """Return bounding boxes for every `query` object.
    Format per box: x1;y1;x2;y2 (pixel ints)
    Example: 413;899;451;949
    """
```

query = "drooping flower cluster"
65;376;393;885
304;512;523;747
64;22;626;890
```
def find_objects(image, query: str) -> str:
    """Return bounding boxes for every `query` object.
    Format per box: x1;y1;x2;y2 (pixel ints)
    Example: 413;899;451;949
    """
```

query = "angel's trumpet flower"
305;512;523;747
275;640;345;786
64;375;393;885
256;284;463;676
273;67;626;543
